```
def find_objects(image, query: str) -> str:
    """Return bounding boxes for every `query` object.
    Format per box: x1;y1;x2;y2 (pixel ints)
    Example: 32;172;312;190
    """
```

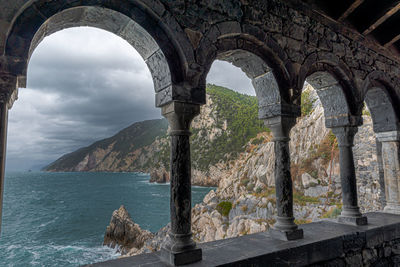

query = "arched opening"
4;3;202;107
291;68;382;221
0;4;201;265
305;71;357;127
363;80;400;214
1;3;210;264
8;6;173;96
290;79;340;213
365;87;398;133
291;70;359;221
291;68;359;222
191;46;350;242
189;53;276;242
2;26;174;266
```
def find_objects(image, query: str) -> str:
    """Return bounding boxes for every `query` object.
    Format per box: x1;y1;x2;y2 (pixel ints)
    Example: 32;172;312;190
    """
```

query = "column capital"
264;115;296;141
161;101;200;136
376;131;400;142
331;126;358;147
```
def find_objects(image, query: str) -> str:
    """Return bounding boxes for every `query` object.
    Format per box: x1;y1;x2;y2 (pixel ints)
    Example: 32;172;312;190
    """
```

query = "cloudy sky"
6;27;254;171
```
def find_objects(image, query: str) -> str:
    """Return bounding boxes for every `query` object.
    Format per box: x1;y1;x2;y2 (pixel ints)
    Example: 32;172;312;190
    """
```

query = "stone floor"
85;212;400;266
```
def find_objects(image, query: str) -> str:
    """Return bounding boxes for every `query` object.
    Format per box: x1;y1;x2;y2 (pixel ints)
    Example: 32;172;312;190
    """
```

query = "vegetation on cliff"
191;84;268;171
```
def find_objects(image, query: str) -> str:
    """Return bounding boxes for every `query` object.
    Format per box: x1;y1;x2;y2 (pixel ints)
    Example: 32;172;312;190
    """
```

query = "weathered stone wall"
314;230;400;267
0;0;399;128
354;115;382;212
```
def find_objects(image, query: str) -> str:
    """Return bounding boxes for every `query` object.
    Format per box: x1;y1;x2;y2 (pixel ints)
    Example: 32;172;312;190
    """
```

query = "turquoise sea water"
0;172;213;266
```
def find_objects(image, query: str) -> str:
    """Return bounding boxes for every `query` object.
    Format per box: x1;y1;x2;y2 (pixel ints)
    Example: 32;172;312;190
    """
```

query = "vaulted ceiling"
302;0;400;51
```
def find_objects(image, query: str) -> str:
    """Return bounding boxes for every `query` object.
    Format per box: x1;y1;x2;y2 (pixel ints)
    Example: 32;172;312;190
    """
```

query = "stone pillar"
160;101;202;265
376;131;400;214
376;139;386;208
265;116;303;241
0;73;16;234
331;126;367;225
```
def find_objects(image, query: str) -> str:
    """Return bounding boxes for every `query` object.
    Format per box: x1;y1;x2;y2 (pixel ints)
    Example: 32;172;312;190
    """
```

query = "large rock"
149;168;170;183
304;185;329;197
103;205;154;254
126;224;170;256
301;172;319;188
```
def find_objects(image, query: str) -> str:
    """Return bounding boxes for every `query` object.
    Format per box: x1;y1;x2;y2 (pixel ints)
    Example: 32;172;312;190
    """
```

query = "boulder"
304;185;329;197
103;205;154;254
301;172;319;188
149;168;170;183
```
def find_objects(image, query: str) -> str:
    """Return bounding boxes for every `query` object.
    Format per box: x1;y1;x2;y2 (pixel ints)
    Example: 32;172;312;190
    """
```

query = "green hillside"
191;84;268;171
44;84;267;173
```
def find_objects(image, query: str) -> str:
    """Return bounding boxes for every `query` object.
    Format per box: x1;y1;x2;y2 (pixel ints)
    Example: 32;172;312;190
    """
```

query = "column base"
383;205;400;215
338;215;368;226
269;227;304;241
160;246;202;266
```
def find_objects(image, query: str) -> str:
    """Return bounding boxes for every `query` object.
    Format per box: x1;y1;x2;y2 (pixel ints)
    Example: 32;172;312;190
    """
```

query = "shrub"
246;183;255;192
216;201;233;217
240;178;250;187
301;89;317;116
362;103;371;116
251;137;264;146
255;187;263;194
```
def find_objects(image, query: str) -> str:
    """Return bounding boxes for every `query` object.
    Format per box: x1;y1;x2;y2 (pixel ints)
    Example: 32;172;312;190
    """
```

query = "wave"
1;243;120;266
192;185;216;189
38;216;59;228
133;172;150;176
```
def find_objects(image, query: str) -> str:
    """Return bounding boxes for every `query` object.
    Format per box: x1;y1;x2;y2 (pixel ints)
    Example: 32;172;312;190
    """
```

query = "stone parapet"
87;212;400;267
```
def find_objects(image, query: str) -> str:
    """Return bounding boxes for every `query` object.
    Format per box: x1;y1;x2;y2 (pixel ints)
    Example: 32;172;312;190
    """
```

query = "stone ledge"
84;212;400;267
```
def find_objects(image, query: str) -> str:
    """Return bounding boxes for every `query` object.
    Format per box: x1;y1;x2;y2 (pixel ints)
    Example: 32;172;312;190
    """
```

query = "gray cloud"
207;60;255;96
6;27;254;171
7;27;159;171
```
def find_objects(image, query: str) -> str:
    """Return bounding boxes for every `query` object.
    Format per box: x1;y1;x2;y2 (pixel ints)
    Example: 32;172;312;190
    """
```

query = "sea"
0;172;214;266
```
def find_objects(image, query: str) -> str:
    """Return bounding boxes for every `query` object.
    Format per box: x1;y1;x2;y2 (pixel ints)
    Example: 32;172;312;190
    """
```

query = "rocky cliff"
45;119;169;173
44;84;266;187
104;85;381;255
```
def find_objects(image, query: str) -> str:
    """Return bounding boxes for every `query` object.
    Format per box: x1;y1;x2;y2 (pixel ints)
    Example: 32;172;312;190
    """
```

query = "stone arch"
362;71;400;132
299;56;361;128
4;1;198;106
198;22;299;119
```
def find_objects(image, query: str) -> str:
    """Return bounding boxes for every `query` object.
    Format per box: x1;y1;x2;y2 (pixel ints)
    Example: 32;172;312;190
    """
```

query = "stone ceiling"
302;0;400;52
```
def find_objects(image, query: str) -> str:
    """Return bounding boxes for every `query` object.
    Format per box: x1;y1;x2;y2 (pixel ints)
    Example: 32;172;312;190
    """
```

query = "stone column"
265;116;303;241
331;126;367;225
376;139;386;208
0;73;16;234
376;131;400;214
160;101;202;265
